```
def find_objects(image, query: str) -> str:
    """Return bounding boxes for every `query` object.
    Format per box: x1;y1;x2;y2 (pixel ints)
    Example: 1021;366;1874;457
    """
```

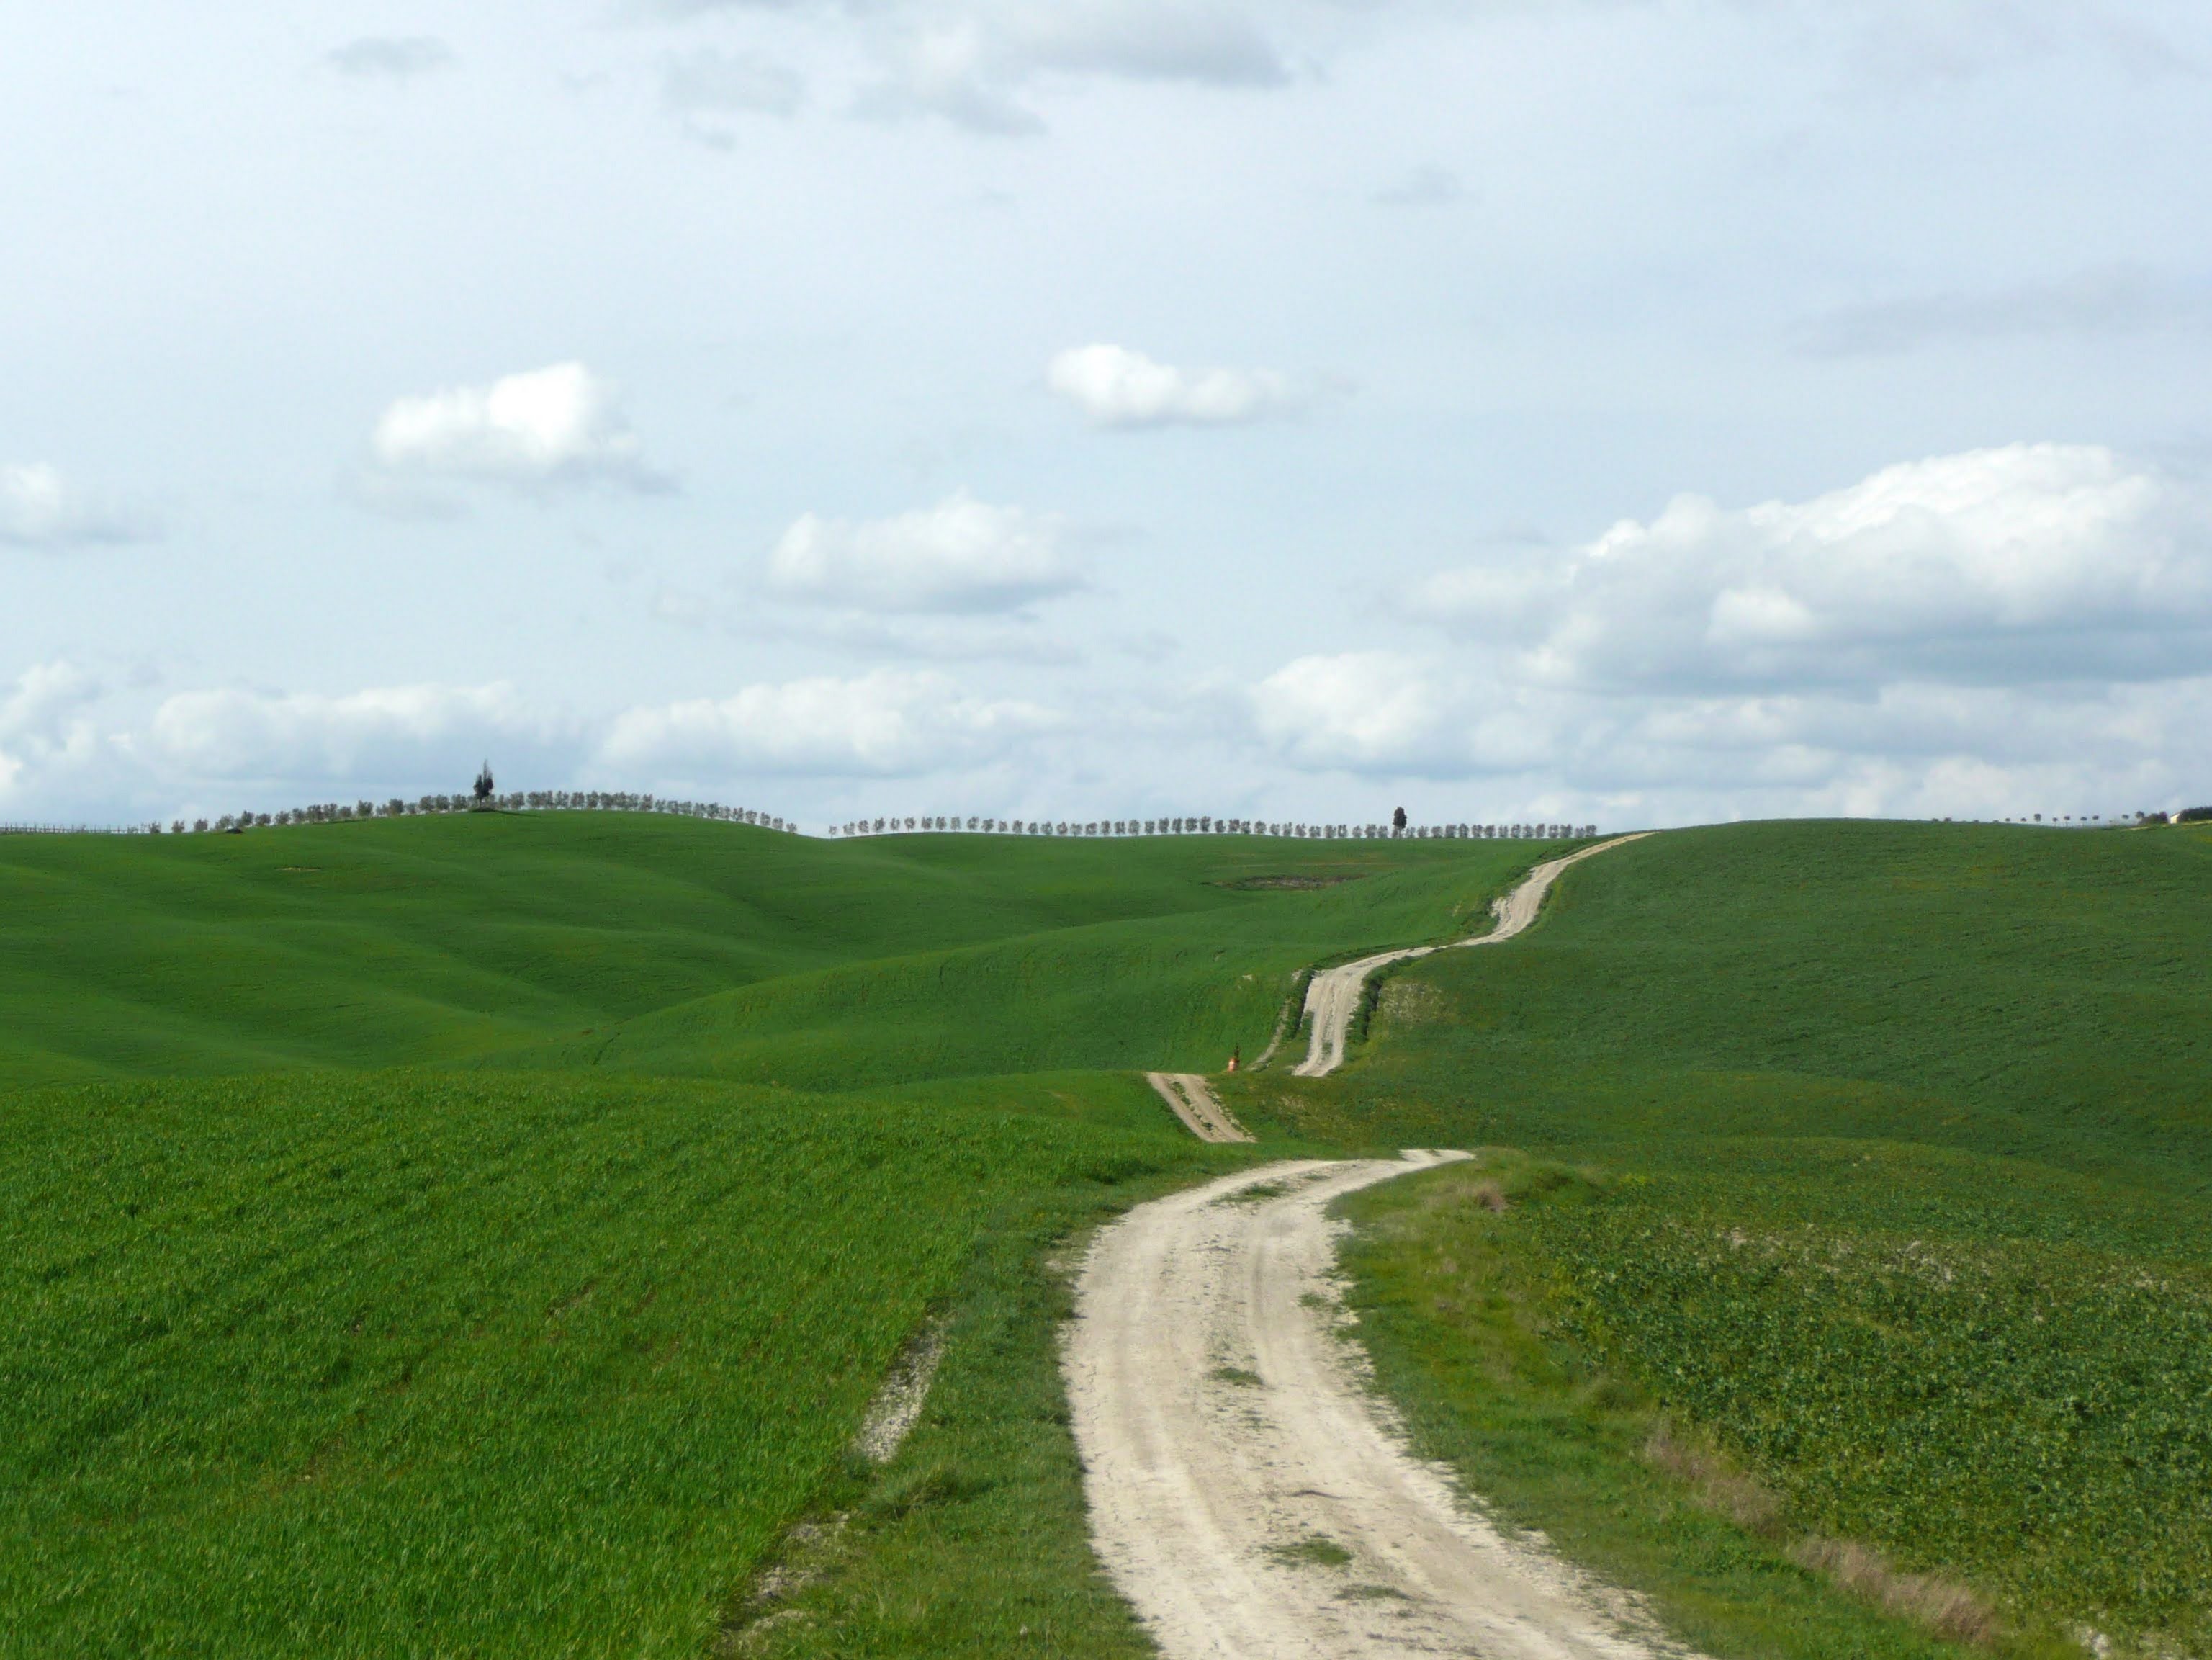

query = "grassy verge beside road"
1291;821;2212;1659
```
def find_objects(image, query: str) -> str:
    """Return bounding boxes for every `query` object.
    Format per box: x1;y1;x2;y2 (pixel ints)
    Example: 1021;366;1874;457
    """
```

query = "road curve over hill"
1292;833;1651;1077
1065;1154;1690;1660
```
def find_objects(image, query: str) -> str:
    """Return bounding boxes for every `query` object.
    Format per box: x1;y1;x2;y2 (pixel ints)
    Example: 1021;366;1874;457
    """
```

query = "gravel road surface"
1065;1154;1687;1659
1146;1071;1254;1143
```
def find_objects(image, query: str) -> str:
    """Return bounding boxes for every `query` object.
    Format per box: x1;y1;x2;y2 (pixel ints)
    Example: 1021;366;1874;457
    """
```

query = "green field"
0;815;1554;1655
6;812;2203;1658
1265;821;2212;1660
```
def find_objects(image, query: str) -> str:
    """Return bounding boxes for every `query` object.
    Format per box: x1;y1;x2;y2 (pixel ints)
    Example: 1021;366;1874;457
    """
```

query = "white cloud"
1;463;153;549
1413;444;2212;691
145;682;559;779
369;363;667;493
1248;652;1551;779
1233;444;2212;822
1047;344;1300;429
599;669;1056;776
0;662;104;802
766;492;1080;613
1241;646;2212;823
853;22;1046;134
328;36;455;79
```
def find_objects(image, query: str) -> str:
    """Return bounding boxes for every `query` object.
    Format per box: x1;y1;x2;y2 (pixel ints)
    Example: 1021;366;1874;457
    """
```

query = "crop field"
0;814;1557;1655
12;809;2200;1658
0;1069;1239;1656
1299;820;2212;1659
1532;1155;2212;1639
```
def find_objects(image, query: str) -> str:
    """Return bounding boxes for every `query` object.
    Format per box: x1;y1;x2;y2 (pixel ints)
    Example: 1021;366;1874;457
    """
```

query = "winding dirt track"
1065;1156;1686;1660
1146;1071;1255;1143
1292;834;1651;1077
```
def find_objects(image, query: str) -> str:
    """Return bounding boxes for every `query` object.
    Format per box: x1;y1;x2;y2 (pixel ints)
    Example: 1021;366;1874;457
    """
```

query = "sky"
6;0;2211;832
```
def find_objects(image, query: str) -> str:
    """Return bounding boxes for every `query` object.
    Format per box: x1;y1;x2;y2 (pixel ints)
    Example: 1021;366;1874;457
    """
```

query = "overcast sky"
7;0;2211;830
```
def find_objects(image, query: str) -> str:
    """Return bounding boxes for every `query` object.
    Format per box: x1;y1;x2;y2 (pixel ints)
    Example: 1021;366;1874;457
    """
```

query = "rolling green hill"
0;813;1560;1656
9;812;2203;1659
0;815;1535;1087
1243;820;2212;1660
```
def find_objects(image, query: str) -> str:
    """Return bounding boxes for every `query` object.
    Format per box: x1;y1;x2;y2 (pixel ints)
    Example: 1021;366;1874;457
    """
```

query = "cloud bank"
602;669;1057;776
12;439;2209;830
0;667;1057;813
1235;444;2212;821
1411;444;2212;691
145;683;559;780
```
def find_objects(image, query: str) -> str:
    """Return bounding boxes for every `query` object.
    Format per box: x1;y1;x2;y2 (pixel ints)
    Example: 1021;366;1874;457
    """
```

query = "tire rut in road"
1064;1154;1696;1660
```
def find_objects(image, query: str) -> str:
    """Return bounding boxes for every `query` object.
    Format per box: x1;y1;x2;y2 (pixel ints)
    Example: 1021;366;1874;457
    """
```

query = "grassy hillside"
515;843;1543;1087
0;813;1557;1656
0;815;1534;1087
0;1069;1237;1657
16;811;2195;1659
1343;820;2211;1190
1257;822;2212;1659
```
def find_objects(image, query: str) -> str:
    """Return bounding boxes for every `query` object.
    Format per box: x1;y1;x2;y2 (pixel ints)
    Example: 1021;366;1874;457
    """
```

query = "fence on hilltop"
830;815;1599;841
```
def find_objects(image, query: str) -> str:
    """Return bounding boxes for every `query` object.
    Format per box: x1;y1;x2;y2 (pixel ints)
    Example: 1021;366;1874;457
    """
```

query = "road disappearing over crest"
1293;834;1650;1077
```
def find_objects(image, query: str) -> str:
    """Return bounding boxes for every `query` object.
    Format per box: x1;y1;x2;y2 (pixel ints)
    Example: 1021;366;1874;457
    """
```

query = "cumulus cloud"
368;362;667;494
1048;344;1300;429
145;682;559;780
328;36;455;78
599;669;1056;776
0;663;1066;817
1;463;154;549
1248;652;1552;779
0;662;104;801
766;492;1080;613
1413;444;2212;691
1236;443;2212;822
1242;646;2212;823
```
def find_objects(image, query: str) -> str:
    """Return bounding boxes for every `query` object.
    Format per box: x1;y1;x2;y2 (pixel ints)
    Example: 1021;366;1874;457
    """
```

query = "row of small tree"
139;789;795;837
831;816;1596;840
97;784;1593;842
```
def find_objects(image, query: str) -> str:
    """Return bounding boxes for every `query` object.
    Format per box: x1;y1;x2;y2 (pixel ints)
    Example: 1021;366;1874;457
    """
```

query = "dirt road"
1292;833;1650;1077
1065;1155;1684;1660
1146;1071;1254;1143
